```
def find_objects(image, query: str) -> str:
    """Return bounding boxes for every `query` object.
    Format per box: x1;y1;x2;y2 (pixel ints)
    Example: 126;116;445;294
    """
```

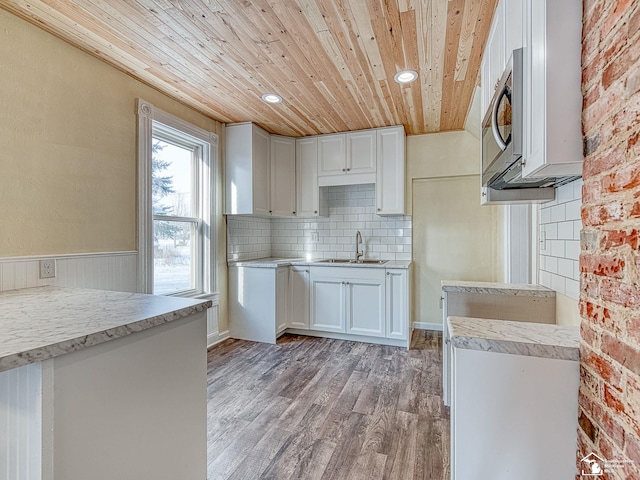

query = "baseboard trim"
207;329;230;348
413;322;443;331
285;328;409;349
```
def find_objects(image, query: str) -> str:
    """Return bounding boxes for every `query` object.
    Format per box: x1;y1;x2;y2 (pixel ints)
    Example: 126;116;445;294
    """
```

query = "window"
137;99;217;296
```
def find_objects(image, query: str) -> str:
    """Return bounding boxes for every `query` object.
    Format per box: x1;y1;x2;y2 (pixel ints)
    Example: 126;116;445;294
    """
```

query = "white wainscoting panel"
205;294;229;347
0;363;42;480
0;252;137;293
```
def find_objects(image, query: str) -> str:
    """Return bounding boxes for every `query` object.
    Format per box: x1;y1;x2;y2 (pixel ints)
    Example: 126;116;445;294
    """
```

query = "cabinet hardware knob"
347;168;351;171
377;208;381;211
314;210;318;214
293;211;296;214
269;210;273;213
387;272;390;275
342;168;346;172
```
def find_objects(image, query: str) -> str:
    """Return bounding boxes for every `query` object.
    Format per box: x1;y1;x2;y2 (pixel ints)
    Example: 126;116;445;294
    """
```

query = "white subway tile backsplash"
557;221;575;240
566;240;580;259
558;258;574;278
545;256;558;274
228;184;412;262
550;240;565;257
566;199;581;220
566;278;580;299
550;204;566;223
551;273;566;294
545;223;558;240
539;178;582;301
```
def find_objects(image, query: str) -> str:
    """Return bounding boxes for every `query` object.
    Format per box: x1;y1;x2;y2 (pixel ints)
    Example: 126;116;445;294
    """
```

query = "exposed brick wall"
579;0;640;478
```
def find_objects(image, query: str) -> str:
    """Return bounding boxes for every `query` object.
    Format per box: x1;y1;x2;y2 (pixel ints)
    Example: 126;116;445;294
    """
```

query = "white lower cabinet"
345;276;385;337
385;268;410;340
229;265;289;344
310;267;386;338
288;266;310;330
231;264;410;347
275;266;289;335
309;270;347;333
451;344;579;480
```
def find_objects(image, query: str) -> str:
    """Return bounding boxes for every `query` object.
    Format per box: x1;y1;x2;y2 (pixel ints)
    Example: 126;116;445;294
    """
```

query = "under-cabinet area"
228;260;412;348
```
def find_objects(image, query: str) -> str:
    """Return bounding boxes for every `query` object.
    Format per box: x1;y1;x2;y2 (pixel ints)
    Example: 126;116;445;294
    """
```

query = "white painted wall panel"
0;363;42;480
0;252;137;293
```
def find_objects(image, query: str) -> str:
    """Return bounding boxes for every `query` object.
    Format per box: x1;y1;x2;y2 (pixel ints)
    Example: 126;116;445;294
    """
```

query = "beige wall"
405;130;483;215
0;9;223;256
0;10;228;328
406;131;506;326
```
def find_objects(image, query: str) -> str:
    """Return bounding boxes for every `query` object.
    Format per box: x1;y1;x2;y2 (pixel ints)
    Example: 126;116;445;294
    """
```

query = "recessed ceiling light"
261;93;283;104
394;70;418;84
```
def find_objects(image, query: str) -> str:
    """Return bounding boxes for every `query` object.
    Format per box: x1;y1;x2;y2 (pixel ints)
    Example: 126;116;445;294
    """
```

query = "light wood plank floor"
207;331;450;480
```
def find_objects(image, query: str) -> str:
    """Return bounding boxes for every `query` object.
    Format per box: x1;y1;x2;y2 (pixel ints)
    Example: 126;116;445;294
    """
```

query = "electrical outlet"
39;259;56;279
310;231;319;242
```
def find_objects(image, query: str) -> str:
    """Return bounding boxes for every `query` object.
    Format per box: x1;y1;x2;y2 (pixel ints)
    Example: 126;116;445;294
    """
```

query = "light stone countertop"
441;280;555;297
0;286;212;372
228;257;411;269
448;316;580;361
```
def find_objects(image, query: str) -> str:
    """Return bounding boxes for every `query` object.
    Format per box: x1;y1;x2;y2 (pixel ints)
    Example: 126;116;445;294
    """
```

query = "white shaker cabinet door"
318;134;346;176
345;276;385;337
289;266;310;330
270;135;296;217
385;269;409;341
296;137;320;217
252;125;271;216
310;274;345;333
375;126;405;215
346;130;376;175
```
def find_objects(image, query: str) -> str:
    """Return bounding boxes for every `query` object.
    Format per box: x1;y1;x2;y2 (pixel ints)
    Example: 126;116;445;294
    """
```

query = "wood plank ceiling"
1;0;497;137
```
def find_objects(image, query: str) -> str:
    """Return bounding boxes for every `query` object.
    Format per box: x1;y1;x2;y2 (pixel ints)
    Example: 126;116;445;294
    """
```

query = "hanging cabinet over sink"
225;124;406;217
317;130;377;186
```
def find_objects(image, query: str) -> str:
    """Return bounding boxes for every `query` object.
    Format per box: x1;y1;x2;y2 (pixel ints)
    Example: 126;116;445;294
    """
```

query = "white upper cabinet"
318;134;345;176
270;135;296;217
224;122;270;216
225;123;296;217
521;0;583;178
296;137;327;217
504;0;525;58
480;0;525;122
226;125;405;217
346;130;377;175
376;126;406;215
318;129;377;186
480;0;582;181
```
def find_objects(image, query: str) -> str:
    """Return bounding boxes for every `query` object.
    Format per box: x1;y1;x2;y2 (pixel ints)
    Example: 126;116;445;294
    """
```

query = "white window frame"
136;98;217;296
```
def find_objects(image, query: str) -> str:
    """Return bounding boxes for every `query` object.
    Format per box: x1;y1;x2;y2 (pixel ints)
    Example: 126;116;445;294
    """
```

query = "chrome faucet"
355;231;363;262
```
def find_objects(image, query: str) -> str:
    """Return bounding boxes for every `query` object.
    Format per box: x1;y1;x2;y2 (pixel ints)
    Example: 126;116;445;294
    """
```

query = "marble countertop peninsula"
448;316;579;361
0;286;212;372
441;280;555;296
228;257;411;269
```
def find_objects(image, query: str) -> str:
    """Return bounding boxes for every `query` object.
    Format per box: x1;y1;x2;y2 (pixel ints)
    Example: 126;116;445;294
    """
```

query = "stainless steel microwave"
482;48;525;189
482;48;579;193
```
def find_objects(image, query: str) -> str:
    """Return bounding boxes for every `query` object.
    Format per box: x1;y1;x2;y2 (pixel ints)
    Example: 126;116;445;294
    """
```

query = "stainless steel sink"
317;259;388;265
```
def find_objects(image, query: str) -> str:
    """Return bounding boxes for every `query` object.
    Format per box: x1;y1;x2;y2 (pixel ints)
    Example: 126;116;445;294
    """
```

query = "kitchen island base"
2;309;207;480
